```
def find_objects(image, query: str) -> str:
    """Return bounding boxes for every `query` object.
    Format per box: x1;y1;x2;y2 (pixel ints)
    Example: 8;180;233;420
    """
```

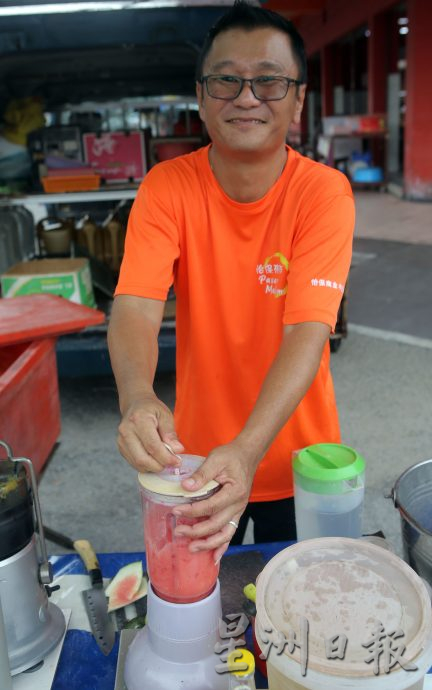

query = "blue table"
51;543;281;690
50;542;432;690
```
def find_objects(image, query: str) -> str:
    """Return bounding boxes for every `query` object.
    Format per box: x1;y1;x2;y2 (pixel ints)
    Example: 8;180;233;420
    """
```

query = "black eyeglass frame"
199;74;304;101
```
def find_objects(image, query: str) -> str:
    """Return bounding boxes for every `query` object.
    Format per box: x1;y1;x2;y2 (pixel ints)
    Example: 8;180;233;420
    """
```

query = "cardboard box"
1;258;96;308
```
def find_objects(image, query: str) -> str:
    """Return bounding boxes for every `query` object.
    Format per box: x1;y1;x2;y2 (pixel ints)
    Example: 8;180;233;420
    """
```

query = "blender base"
123;579;229;690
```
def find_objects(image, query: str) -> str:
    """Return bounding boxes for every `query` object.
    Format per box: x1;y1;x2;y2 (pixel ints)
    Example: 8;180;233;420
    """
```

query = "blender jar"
138;454;220;604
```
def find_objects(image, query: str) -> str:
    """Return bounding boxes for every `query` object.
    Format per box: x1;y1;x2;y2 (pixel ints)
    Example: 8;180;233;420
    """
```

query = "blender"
0;440;65;675
124;454;230;690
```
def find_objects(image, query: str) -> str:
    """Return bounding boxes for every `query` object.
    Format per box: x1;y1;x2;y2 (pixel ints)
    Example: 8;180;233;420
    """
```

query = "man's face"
196;27;306;157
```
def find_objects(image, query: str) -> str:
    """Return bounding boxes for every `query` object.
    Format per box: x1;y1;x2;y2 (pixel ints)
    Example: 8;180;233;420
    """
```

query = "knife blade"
74;539;115;656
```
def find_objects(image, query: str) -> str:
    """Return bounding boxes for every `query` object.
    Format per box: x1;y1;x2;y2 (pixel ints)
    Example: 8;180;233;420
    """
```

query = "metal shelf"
2;187;139;206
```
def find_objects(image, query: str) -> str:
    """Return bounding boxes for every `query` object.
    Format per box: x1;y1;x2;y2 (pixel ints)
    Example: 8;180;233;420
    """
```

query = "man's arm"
237;321;330;458
108;295;184;472
171;321;330;557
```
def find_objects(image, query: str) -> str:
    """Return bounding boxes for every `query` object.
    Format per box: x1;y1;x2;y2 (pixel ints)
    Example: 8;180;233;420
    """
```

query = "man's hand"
108;295;186;472
171;440;261;563
118;394;184;473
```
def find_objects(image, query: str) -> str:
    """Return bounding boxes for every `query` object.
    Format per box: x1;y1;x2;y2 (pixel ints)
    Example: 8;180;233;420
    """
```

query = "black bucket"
392;458;432;588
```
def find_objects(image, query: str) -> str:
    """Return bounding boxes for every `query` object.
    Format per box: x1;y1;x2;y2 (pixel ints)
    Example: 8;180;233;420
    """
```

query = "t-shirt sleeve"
283;186;355;330
115;166;180;300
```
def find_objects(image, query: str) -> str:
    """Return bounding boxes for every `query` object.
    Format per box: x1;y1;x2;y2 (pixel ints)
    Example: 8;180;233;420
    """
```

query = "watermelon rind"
105;560;143;599
107;576;148;613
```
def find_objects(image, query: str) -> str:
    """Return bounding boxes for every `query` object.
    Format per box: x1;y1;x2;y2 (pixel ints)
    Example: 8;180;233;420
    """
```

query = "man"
108;0;354;563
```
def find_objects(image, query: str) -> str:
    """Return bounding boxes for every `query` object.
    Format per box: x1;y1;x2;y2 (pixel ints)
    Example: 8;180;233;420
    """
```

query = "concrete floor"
37;190;432;559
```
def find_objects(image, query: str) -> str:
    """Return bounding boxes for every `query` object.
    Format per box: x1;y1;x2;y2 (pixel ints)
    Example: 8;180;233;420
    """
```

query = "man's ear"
196;81;206;123
293;84;307;125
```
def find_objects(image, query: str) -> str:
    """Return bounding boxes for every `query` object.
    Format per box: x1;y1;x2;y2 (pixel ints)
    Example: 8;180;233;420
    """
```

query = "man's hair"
195;0;307;84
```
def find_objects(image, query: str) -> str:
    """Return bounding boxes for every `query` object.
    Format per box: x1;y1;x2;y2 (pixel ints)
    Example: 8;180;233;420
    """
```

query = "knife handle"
73;539;103;586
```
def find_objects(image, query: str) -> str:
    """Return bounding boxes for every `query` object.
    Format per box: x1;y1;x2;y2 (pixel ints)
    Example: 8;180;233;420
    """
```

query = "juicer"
0;440;65;675
124;455;230;690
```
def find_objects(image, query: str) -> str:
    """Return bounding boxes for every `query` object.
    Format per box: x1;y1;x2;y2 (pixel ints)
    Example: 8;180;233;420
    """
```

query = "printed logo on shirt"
311;278;345;293
256;252;289;298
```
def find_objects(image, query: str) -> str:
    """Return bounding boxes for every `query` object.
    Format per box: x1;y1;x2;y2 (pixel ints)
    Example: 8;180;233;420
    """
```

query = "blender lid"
138;454;219;498
255;537;432;677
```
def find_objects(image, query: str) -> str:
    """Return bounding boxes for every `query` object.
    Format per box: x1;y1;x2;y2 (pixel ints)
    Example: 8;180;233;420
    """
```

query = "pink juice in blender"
138;455;220;604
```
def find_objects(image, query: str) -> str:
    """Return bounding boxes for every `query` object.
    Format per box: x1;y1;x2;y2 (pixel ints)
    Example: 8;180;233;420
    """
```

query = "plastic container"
0;340;60;475
293;444;365;541
255;537;432;690
41;173;100;193
28;126;83;162
138;455;220;604
228;649;257;689
352;166;384;183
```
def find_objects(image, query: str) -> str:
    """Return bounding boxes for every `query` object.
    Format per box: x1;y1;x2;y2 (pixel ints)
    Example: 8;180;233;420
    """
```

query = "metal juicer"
0;440;65;676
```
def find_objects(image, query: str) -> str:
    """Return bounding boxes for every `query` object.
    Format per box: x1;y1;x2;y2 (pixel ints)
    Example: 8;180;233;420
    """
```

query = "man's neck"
209;146;287;203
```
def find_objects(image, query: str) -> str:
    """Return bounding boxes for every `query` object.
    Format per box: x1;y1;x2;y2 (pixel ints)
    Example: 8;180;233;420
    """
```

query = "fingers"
117;398;183;472
183;514;243;560
160;430;185;455
214;543;229;565
188;525;234;553
174;504;241;541
174;482;248;521
181;463;212;492
117;433;165;473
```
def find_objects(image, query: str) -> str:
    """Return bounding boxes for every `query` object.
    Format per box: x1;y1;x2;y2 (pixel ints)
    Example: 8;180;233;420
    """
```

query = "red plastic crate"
0;338;60;474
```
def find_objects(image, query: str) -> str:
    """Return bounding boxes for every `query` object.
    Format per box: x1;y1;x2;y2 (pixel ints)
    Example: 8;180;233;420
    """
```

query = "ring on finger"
228;519;239;530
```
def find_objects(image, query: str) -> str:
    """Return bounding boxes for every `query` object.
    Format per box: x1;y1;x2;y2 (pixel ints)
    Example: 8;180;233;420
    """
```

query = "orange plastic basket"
41;173;101;193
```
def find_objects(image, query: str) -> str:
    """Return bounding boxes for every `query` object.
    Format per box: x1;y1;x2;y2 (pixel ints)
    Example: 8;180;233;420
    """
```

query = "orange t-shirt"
115;145;354;501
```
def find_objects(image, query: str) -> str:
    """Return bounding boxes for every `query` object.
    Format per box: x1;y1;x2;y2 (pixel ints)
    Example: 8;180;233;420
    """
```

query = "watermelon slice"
107;576;148;613
105;560;143;602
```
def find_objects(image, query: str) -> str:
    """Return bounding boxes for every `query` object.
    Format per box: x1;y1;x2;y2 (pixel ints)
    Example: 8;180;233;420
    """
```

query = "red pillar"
320;44;334;117
367;12;388;114
332;43;344;91
405;0;432;199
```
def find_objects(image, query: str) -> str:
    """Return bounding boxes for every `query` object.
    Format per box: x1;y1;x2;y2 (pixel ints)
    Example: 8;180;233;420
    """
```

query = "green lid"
293;443;365;482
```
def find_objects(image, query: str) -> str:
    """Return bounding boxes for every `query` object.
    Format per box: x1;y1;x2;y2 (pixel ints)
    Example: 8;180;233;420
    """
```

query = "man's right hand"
117;394;185;473
108;295;184;474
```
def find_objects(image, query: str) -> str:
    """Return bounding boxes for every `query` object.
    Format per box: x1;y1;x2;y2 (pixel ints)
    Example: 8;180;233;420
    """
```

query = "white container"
255;538;432;690
293;444;365;541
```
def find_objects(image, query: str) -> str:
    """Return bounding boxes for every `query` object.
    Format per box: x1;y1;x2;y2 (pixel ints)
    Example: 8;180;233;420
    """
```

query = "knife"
74;539;116;656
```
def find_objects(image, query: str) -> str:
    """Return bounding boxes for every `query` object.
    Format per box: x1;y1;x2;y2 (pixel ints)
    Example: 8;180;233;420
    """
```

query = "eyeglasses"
199;74;303;101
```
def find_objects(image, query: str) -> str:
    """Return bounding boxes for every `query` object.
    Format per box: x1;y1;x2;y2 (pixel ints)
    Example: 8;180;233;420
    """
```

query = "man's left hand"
172;440;260;563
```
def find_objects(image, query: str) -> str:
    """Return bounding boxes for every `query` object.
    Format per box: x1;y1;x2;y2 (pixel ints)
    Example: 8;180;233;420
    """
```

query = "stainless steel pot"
391;458;432;588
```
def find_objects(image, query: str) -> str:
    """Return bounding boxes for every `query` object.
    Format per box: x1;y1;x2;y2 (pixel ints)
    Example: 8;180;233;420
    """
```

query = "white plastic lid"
256;537;432;678
138;453;219;499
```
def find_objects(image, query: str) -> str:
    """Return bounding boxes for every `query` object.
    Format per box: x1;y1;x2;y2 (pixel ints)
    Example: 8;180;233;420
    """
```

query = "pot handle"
384;486;398;506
